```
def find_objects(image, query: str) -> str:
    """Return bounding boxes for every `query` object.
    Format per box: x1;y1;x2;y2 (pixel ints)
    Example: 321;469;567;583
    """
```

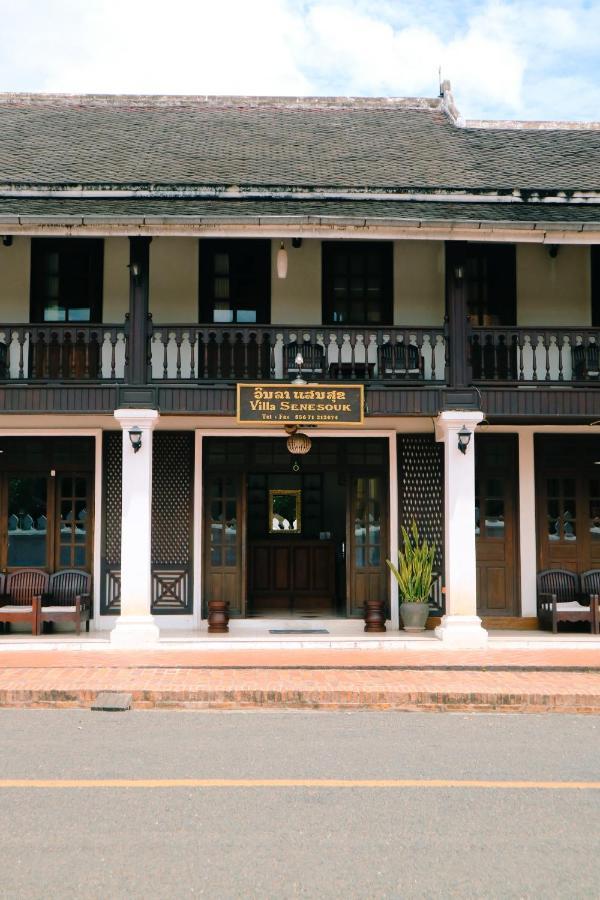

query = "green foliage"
386;521;436;603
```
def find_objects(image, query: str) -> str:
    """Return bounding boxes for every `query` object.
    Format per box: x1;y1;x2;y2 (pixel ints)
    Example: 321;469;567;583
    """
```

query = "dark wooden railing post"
125;236;152;385
446;243;471;389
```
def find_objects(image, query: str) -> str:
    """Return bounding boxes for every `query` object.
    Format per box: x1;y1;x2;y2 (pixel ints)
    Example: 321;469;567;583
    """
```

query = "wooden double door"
536;436;600;574
203;469;389;618
0;437;95;576
475;435;520;616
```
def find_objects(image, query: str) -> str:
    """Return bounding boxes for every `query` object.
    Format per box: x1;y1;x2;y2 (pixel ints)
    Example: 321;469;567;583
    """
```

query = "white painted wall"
394;241;445;325
103;237;129;322
0;237;594;330
150;237;198;323
0;236;30;322
271;239;321;324
517;244;591;326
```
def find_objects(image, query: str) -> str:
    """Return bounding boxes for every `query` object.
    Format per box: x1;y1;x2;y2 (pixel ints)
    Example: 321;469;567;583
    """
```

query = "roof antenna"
438;66;443;97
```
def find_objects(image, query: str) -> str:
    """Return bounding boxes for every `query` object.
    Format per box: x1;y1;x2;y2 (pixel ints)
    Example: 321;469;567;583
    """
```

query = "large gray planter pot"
400;601;430;633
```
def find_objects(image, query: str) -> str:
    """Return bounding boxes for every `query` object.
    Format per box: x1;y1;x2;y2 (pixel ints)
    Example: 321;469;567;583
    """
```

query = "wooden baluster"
55;331;64;380
215;333;223;379
27;330;35;379
176;331;182;380
110;331;117;379
162;333;168;380
202;332;209;380
189;331;196;380
544;333;551;381
243;331;249;379
230;334;236;379
558;332;564;381
256;331;264;380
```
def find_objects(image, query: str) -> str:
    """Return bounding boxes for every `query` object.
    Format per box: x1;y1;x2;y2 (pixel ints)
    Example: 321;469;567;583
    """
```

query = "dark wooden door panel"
293;545;311;590
248;541;335;614
348;475;388;617
536;437;600;577
475;435;519;616
273;546;291;591
203;473;244;616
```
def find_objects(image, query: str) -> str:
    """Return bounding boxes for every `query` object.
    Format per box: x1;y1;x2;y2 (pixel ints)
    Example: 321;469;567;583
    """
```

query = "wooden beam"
126;236;152;386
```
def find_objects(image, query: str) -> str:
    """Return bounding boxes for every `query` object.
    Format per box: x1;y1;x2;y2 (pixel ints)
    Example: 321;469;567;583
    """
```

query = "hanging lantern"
286;432;311;456
276;241;288;279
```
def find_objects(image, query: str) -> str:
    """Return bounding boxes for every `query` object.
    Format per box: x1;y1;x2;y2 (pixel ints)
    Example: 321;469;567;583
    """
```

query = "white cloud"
0;0;597;120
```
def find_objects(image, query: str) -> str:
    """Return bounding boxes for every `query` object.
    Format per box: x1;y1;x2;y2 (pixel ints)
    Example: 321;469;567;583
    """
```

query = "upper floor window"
322;241;393;326
592;246;600;327
447;242;516;326
30;239;103;323
199;239;271;324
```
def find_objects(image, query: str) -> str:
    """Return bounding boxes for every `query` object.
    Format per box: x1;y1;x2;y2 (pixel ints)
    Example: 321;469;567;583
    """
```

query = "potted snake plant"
386;522;436;632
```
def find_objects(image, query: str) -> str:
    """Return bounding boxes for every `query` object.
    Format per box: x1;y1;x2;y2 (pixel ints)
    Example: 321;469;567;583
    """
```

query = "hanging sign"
237;383;364;426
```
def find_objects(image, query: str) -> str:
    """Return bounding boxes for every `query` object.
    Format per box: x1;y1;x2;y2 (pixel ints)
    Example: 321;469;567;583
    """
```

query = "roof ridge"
0;92;443;111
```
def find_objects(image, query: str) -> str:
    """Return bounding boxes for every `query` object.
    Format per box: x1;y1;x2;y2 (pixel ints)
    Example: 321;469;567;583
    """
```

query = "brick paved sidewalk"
1;648;600;712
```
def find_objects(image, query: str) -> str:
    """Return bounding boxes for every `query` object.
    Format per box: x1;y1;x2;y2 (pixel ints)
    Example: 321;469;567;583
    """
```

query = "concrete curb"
1;688;600;713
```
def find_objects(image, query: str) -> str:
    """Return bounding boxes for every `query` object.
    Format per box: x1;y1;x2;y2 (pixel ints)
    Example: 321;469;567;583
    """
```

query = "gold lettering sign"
237;384;364;426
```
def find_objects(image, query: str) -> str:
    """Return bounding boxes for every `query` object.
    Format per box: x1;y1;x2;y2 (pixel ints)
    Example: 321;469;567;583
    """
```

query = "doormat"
269;629;330;635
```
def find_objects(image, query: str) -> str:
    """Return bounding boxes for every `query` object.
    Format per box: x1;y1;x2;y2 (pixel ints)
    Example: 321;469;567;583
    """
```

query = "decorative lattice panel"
151;432;194;613
398;435;445;613
101;432;122;614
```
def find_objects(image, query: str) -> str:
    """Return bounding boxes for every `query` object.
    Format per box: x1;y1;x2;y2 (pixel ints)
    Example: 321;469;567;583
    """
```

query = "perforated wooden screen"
151;432;194;613
397;435;445;613
101;430;194;615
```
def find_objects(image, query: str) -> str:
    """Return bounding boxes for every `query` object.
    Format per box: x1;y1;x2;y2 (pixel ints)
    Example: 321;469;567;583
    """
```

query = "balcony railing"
470;327;600;383
149;325;447;382
4;321;599;390
0;324;127;380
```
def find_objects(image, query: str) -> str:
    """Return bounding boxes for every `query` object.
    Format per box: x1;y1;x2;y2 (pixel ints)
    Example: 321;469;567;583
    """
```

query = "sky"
0;0;599;121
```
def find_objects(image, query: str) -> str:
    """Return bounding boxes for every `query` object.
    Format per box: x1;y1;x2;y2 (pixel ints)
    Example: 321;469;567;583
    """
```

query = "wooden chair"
537;569;592;633
1;569;48;635
38;569;92;635
580;570;600;635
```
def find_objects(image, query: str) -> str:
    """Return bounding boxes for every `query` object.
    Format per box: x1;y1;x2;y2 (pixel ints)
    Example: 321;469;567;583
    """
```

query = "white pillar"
434;410;488;648
110;408;160;646
518;430;538;617
388;434;400;630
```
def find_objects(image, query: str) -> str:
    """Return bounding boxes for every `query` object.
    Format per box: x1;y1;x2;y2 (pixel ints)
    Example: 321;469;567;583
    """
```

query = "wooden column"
126;236;152;385
445;242;471;389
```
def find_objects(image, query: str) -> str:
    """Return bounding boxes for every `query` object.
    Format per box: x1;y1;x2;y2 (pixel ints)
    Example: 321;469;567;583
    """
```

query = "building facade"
0;87;599;646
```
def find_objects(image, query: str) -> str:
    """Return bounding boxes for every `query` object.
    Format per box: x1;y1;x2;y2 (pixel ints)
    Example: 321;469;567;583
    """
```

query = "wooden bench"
0;570;48;635
38;569;92;636
537;569;594;633
580;570;600;635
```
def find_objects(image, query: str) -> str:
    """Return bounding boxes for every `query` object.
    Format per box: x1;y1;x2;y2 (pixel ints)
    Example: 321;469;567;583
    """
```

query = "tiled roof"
0;196;599;227
0;94;599;192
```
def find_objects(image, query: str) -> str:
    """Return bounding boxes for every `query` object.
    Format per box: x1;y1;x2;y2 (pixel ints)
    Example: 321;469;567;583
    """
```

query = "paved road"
0;710;598;898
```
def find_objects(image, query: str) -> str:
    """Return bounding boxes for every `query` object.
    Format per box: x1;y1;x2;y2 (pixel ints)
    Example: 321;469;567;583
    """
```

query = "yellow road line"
0;778;599;790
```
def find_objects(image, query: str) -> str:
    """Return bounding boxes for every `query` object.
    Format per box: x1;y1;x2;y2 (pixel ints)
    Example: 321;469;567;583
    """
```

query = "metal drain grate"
91;692;132;712
269;629;329;635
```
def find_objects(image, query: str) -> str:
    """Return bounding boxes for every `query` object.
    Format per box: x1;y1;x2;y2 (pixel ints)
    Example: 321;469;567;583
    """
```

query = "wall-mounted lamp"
454;264;464;281
292;352;306;385
2;236;13;247
291;237;303;249
128;262;141;278
128;426;143;453
276;242;288;279
457;425;472;455
548;245;559;259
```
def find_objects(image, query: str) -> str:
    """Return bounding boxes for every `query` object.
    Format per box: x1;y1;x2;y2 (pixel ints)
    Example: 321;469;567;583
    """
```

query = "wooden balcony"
1;320;600;422
470;327;600;384
148;324;448;383
0;324;127;381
